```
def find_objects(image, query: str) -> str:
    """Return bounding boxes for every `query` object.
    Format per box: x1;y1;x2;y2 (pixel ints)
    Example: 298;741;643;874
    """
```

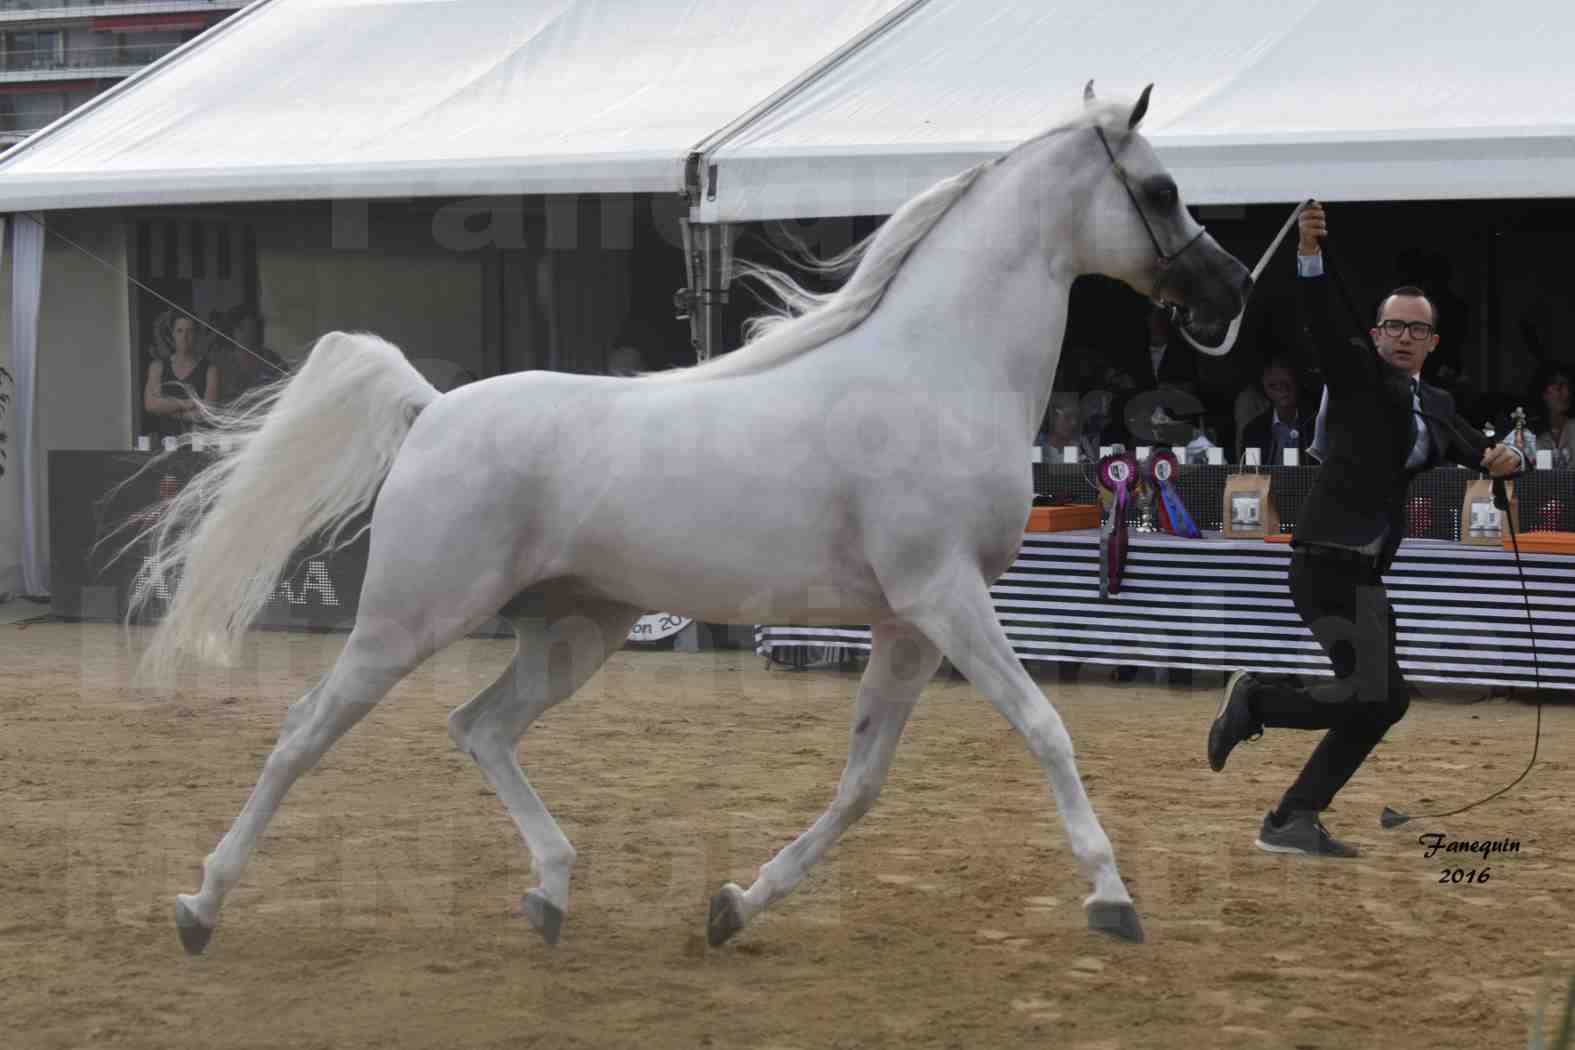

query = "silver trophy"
1510;405;1537;460
1134;475;1158;532
1131;450;1159;532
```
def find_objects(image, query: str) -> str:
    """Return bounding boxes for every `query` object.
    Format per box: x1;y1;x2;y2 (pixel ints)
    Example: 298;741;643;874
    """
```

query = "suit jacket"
1104;306;1198;393
1294;274;1508;570
1241;407;1317;462
1118;338;1196;392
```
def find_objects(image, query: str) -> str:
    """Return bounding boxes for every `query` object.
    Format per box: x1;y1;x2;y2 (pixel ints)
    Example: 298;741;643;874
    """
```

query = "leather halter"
1093;125;1208;305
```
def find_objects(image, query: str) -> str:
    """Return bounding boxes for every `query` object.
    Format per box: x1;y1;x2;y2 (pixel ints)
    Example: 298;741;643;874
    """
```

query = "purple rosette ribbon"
1097;451;1138;595
1145;450;1200;538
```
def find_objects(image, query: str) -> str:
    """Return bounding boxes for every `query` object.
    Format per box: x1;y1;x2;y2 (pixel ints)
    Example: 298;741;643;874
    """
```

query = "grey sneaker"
1254;810;1359;858
1208;669;1262;772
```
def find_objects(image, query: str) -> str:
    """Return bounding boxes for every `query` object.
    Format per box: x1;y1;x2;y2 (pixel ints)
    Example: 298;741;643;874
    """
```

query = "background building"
0;0;243;148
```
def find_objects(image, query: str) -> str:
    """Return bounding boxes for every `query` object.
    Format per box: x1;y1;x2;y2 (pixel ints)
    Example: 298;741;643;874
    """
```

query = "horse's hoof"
707;885;746;948
521;889;564;946
1086;901;1145;944
174;898;214;956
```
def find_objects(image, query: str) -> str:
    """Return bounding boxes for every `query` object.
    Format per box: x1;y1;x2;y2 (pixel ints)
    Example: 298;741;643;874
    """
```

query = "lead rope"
1173;199;1310;356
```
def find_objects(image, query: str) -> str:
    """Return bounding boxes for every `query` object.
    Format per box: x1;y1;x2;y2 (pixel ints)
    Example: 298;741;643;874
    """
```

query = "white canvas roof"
0;0;909;210
2;0;1572;217
699;0;1575;220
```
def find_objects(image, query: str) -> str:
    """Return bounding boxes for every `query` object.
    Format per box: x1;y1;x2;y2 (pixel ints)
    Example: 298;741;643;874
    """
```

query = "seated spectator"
1139;393;1212;450
1090;363;1137;449
1529;360;1574;467
1114;301;1198;395
1038;393;1092;462
211;305;287;403
1240;357;1317;464
1090;366;1200;449
143;311;220;440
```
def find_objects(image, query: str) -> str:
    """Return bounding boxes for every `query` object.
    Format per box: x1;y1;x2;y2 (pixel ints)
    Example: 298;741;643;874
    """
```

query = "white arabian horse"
138;85;1250;955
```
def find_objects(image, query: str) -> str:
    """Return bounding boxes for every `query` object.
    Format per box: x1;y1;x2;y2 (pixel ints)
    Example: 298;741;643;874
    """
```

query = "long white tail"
130;332;439;679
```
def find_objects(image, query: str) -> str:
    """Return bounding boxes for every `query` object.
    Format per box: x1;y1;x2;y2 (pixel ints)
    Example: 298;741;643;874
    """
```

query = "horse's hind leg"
906;574;1142;943
173;618;439;955
446;595;640;945
708;621;940;947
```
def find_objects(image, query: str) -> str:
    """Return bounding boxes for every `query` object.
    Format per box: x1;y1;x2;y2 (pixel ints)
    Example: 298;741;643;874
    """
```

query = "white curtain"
11;212;47;596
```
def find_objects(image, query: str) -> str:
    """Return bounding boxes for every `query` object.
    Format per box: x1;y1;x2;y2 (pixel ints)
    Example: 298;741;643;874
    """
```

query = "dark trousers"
1245;550;1411;813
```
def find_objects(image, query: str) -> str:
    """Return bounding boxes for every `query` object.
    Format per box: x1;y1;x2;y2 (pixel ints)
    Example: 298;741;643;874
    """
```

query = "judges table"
755;530;1575;691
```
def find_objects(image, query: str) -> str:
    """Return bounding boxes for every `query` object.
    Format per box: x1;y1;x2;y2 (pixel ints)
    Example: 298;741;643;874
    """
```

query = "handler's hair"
1375;285;1437;328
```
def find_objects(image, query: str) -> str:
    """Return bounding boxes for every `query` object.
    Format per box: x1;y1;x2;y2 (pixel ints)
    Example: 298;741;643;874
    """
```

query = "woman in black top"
143;314;221;440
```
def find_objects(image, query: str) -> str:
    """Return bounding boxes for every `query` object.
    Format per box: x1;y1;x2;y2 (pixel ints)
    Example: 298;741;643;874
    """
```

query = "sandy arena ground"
3;619;1573;1049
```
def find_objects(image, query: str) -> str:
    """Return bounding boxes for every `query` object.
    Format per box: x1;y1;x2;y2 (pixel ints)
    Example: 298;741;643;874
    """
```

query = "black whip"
1378;477;1544;828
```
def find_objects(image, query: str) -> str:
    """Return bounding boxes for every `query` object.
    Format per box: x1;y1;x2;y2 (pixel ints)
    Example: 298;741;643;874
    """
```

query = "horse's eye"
1152;186;1178;208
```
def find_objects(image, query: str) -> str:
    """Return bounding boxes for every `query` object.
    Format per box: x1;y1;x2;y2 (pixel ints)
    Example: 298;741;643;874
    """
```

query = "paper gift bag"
1460;479;1518;545
1222;473;1279;539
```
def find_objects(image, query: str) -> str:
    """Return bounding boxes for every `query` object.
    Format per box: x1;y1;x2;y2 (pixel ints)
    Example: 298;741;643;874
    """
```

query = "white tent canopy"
2;0;1573;217
701;0;1575;221
0;0;910;210
4;0;1572;599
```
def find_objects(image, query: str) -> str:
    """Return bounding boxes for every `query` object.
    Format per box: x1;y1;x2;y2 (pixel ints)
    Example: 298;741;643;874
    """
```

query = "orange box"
1027;504;1101;532
1502;530;1575;554
1263;532;1294;544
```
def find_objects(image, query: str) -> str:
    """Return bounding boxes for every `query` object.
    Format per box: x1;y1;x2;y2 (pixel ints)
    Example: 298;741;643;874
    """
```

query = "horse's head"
1064;83;1252;353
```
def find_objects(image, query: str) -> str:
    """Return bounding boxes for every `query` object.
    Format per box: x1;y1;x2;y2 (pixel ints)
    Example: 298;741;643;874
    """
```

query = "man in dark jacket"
1133;301;1199;392
1240;356;1317;464
1207;201;1524;857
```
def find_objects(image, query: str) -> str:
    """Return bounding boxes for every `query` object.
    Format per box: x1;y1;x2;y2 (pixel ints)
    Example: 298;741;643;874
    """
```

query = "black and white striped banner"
755;530;1575;690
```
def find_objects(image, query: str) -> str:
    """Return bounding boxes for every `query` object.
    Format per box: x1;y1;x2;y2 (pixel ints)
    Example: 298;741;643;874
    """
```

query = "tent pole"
677;216;703;360
677;218;734;363
701;222;734;361
680;152;740;363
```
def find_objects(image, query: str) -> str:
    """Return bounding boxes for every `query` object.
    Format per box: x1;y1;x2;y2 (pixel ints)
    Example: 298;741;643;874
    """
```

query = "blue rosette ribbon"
1097;451;1138;596
1145;450;1200;538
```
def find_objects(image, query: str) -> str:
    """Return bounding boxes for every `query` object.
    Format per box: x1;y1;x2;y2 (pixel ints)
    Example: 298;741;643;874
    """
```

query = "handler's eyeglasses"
1378;319;1436;340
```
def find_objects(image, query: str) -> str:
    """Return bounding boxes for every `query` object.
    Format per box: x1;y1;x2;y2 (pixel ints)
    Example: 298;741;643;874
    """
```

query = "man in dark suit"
1135;301;1199;392
1240;356;1317;464
1099;302;1204;449
1206;201;1524;857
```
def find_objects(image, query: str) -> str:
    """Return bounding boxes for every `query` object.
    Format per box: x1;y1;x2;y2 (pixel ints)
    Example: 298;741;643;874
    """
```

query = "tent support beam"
677;217;735;363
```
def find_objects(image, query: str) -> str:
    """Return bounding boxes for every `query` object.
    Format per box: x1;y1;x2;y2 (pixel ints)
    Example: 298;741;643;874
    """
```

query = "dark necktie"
1408;378;1426;465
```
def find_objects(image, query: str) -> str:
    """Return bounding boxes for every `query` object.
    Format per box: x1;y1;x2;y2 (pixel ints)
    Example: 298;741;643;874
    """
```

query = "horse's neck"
853;192;1073;443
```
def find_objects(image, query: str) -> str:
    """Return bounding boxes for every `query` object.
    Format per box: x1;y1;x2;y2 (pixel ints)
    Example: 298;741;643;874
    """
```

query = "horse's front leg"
906;571;1143;943
708;621;940;947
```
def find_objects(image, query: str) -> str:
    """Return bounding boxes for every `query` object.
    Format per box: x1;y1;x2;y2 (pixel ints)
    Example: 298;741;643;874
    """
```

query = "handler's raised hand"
1482;443;1520;477
1298;200;1327;255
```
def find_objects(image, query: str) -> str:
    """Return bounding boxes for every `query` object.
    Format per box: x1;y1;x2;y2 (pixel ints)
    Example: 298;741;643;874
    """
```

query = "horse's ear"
1128;84;1153;129
1084;80;1096;106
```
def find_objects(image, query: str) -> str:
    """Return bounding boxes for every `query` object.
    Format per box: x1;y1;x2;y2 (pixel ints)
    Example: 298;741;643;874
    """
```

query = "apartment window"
0;91;65;134
4;30;64;72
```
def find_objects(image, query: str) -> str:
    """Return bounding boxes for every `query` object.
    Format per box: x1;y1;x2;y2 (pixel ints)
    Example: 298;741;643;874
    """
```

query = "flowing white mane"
646;100;1136;384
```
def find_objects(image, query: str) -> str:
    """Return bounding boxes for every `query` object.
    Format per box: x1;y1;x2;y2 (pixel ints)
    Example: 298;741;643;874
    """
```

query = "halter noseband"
1093;125;1208;303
